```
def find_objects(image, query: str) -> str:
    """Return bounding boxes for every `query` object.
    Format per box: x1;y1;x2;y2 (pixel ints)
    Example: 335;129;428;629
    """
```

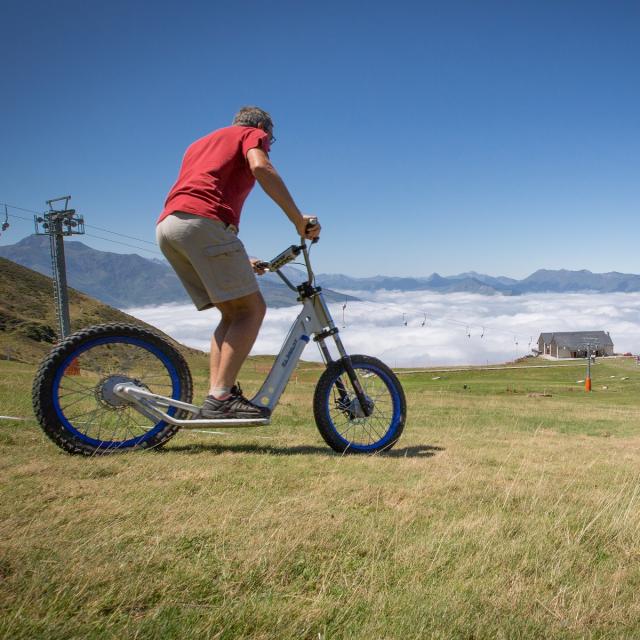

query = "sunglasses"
264;122;276;145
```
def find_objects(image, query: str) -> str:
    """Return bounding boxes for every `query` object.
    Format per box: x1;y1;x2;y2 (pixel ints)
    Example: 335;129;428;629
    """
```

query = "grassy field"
2;355;640;639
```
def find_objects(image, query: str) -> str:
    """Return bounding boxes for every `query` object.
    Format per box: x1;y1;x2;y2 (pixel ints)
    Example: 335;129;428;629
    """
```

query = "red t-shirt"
158;125;270;229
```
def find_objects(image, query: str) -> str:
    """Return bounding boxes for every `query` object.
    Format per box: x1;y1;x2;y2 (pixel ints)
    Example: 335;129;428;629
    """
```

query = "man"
156;106;320;419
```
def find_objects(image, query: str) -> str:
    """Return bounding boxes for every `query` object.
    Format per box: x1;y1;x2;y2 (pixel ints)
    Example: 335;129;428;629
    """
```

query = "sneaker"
198;384;270;420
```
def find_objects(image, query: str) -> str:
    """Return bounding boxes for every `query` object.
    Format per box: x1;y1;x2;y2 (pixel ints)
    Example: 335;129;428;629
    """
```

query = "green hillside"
0;256;205;364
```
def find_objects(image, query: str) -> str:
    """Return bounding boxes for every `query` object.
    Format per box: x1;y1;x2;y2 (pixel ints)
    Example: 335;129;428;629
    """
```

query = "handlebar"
258;245;301;272
257;217;320;274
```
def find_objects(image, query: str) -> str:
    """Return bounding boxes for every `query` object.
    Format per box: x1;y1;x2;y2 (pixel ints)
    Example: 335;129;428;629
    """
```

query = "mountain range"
0;235;357;309
316;269;640;295
2;235;640;310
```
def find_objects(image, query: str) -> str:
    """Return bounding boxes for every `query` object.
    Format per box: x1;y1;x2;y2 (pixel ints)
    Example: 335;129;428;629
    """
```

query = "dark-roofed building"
537;331;614;359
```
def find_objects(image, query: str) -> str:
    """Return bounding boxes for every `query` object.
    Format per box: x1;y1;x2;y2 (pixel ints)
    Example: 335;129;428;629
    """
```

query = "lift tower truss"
34;196;85;340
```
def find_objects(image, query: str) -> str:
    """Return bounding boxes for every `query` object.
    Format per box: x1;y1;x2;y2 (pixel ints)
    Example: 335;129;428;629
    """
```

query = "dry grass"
2;357;640;638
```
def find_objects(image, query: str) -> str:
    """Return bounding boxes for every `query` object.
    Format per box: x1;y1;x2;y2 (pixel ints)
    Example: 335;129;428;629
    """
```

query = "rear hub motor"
96;375;147;409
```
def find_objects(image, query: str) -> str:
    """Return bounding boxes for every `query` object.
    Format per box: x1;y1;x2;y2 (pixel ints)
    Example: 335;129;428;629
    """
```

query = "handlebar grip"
267;245;302;271
305;217;320;244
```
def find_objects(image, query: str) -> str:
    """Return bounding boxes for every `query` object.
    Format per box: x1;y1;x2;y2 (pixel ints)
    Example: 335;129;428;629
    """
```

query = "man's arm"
247;147;320;239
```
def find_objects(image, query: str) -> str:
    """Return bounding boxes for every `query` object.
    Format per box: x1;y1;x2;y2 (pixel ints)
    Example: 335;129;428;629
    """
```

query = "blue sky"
1;0;638;278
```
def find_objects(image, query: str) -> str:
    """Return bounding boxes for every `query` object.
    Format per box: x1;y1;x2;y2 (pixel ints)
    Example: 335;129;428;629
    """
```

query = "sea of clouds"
125;291;640;367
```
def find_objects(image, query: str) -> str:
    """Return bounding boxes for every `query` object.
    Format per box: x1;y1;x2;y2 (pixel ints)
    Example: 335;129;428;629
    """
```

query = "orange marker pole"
67;357;81;376
585;377;591;392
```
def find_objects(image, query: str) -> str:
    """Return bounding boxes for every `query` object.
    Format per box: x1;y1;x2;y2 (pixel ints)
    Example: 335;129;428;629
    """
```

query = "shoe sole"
199;410;270;420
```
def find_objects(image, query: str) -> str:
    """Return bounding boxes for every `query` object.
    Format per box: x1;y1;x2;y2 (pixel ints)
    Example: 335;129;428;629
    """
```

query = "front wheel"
313;355;406;453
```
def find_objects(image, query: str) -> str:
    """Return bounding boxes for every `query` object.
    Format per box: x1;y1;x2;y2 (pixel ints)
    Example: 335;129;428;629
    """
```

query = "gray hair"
232;106;273;132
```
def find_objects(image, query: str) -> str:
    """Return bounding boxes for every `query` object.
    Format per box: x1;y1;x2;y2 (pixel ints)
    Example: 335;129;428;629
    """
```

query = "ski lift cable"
0;209;163;257
0;202;41;215
83;223;157;246
340;295;478;332
0;201;157;246
83;233;164;256
330;293;524;341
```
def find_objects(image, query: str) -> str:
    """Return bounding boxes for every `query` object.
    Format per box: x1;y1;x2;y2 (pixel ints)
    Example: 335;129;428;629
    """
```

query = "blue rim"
52;336;181;449
326;362;402;452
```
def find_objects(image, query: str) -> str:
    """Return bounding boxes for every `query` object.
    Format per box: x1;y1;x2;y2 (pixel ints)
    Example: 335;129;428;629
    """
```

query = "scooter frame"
112;239;369;429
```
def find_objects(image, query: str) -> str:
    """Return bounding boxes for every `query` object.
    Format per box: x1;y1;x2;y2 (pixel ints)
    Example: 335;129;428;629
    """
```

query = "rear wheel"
313;355;406;453
32;323;192;455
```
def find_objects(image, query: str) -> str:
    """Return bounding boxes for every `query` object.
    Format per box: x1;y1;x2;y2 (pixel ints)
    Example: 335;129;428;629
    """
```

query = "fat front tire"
313;355;406;453
32;323;193;456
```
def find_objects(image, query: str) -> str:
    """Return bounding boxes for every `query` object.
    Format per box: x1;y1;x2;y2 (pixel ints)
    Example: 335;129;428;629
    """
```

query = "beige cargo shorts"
156;212;259;310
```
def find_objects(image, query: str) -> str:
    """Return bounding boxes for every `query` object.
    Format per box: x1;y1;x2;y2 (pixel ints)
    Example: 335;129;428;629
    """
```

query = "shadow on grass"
162;442;443;458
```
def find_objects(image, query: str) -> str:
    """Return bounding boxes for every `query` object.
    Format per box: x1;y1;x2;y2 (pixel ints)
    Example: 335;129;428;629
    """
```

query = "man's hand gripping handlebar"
301;216;321;243
253;217;320;273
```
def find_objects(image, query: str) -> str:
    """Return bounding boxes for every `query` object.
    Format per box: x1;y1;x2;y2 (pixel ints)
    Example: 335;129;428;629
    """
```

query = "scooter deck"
113;383;271;429
175;416;271;429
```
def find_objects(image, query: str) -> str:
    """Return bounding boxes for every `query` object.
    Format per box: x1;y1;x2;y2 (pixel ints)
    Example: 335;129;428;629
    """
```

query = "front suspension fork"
316;333;373;418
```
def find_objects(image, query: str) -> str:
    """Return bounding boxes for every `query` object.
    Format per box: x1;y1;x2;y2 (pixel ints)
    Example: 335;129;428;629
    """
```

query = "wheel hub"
96;375;146;409
350;395;374;419
338;395;374;419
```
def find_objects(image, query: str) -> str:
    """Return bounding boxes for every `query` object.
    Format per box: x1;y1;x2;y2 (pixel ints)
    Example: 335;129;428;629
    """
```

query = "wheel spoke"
59;376;94;391
58;395;94;410
58;388;94;400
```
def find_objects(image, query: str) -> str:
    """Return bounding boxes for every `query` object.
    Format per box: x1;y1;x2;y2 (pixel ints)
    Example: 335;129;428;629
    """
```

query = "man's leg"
209;314;231;395
209;291;267;396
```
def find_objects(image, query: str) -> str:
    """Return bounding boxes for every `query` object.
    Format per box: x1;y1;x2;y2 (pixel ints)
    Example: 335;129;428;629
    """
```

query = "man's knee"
218;292;266;322
248;293;267;322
